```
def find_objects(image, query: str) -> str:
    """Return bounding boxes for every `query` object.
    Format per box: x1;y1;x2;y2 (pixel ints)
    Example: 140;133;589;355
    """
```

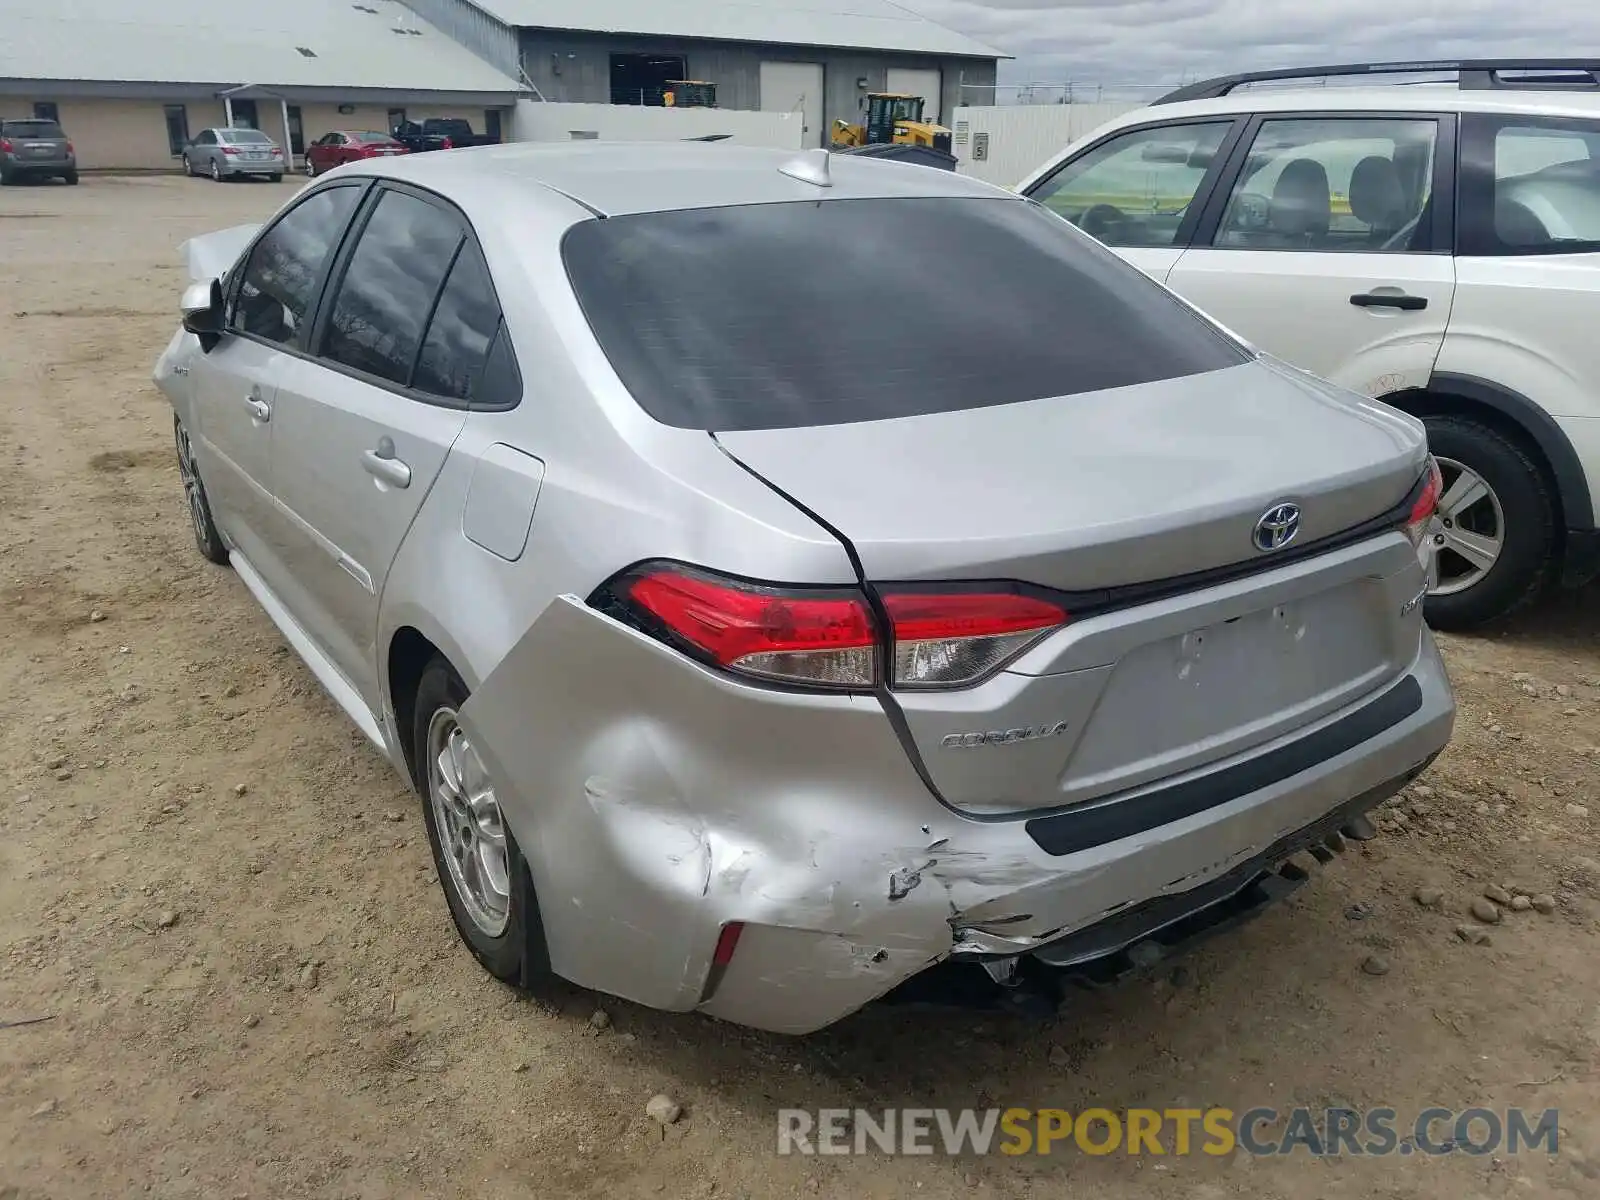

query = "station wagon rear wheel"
1421;414;1555;629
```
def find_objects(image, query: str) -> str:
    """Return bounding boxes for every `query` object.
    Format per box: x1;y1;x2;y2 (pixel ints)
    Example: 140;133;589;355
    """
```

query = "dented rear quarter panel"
455;589;1453;1033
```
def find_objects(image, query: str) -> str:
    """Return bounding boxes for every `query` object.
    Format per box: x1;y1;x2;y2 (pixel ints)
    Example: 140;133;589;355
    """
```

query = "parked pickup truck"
390;118;498;153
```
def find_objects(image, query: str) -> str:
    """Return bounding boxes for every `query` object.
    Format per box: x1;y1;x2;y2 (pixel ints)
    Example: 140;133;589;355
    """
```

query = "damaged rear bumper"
460;598;1454;1035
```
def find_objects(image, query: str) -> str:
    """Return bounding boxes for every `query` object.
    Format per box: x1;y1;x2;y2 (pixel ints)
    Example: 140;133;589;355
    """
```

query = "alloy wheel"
174;424;209;546
1428;456;1505;597
426;707;511;937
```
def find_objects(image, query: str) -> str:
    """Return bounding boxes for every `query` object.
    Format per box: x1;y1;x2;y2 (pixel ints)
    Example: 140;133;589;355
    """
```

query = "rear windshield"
226;130;272;144
562;197;1247;431
3;121;64;138
352;131;395;143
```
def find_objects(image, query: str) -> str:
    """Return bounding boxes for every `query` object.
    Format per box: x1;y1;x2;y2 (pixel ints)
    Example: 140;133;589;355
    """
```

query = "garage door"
760;61;824;147
886;68;943;123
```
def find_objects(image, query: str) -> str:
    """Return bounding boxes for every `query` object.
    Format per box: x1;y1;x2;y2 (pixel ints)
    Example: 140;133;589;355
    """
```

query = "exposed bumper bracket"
880;753;1437;1015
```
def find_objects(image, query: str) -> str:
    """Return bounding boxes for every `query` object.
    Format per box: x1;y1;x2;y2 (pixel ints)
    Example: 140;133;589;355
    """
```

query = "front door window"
1027;121;1233;247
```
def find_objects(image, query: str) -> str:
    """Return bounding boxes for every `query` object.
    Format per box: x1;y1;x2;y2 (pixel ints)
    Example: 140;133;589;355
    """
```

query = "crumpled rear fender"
459;595;979;1022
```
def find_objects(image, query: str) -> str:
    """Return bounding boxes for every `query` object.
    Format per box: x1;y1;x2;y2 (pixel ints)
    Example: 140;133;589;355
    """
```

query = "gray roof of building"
0;0;522;94
469;0;1007;59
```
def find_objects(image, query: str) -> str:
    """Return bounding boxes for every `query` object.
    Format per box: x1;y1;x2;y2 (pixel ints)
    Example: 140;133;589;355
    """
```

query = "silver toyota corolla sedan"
152;142;1455;1034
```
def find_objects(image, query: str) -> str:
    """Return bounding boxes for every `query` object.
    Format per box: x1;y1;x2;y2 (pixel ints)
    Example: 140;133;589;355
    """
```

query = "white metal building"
404;0;1008;147
0;0;523;171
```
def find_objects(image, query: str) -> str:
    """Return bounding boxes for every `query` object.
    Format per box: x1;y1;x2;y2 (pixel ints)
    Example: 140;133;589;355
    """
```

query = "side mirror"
181;278;224;350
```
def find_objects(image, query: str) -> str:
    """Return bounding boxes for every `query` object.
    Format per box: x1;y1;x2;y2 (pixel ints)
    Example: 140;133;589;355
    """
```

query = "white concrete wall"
512;100;804;149
951;102;1145;188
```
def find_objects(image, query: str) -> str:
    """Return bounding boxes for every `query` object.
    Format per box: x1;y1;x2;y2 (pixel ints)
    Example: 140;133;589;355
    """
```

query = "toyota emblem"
1252;502;1301;552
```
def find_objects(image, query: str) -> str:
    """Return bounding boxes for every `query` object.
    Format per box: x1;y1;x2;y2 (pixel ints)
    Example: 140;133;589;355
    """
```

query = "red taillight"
66;141;73;154
626;568;875;688
440;136;454;149
0;138;12;152
607;565;1068;691
884;591;1067;688
1404;456;1443;548
221;146;239;156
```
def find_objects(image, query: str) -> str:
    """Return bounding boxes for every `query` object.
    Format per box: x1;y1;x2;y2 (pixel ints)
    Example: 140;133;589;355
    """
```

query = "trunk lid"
714;359;1425;594
716;359;1431;814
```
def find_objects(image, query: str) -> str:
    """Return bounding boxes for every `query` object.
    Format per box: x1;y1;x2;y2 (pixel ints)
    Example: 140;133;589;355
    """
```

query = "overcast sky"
908;1;1600;96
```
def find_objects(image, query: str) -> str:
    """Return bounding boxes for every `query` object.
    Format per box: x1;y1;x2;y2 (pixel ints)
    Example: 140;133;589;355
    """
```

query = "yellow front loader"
831;93;952;153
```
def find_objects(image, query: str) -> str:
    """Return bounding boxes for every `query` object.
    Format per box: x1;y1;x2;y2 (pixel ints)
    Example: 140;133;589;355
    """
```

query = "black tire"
268;173;283;184
413;657;550;988
63;170;78;186
0;168;10;187
1422;413;1556;629
210;159;222;182
182;155;193;177
173;416;229;565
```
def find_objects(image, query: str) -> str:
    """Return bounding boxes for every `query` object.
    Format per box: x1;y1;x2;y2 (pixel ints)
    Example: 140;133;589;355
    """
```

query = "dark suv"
0;118;77;185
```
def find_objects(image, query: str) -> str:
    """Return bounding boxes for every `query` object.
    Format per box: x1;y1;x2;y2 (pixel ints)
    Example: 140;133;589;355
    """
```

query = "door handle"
362;438;412;489
244;395;271;421
1350;292;1428;311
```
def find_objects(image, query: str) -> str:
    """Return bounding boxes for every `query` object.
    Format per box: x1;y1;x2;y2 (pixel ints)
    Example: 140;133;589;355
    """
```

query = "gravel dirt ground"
2;175;1599;1200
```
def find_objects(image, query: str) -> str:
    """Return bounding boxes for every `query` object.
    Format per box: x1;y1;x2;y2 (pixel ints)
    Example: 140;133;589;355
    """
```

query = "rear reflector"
600;563;1069;692
712;921;744;967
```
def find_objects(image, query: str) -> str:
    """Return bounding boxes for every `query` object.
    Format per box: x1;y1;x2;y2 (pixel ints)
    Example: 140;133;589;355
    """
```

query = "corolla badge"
941;721;1070;749
1252;502;1301;552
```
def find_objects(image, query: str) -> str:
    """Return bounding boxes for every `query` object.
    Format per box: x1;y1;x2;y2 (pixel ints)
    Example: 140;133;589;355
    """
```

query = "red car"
304;130;409;176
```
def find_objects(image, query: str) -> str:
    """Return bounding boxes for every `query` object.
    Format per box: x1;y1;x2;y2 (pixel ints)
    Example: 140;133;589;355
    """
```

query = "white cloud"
906;0;1600;97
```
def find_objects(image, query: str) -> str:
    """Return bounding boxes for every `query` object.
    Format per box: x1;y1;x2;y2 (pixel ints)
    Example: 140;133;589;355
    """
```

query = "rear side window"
562;197;1246;431
412;240;505;403
1460;114;1600;254
3;121;64;138
228;130;272;145
232;185;362;346
317;189;462;385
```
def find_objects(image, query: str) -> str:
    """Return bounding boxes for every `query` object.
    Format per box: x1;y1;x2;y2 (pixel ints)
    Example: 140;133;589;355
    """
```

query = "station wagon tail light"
597;565;1068;691
0;139;12;153
1404;456;1443;548
885;591;1067;688
66;141;73;154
